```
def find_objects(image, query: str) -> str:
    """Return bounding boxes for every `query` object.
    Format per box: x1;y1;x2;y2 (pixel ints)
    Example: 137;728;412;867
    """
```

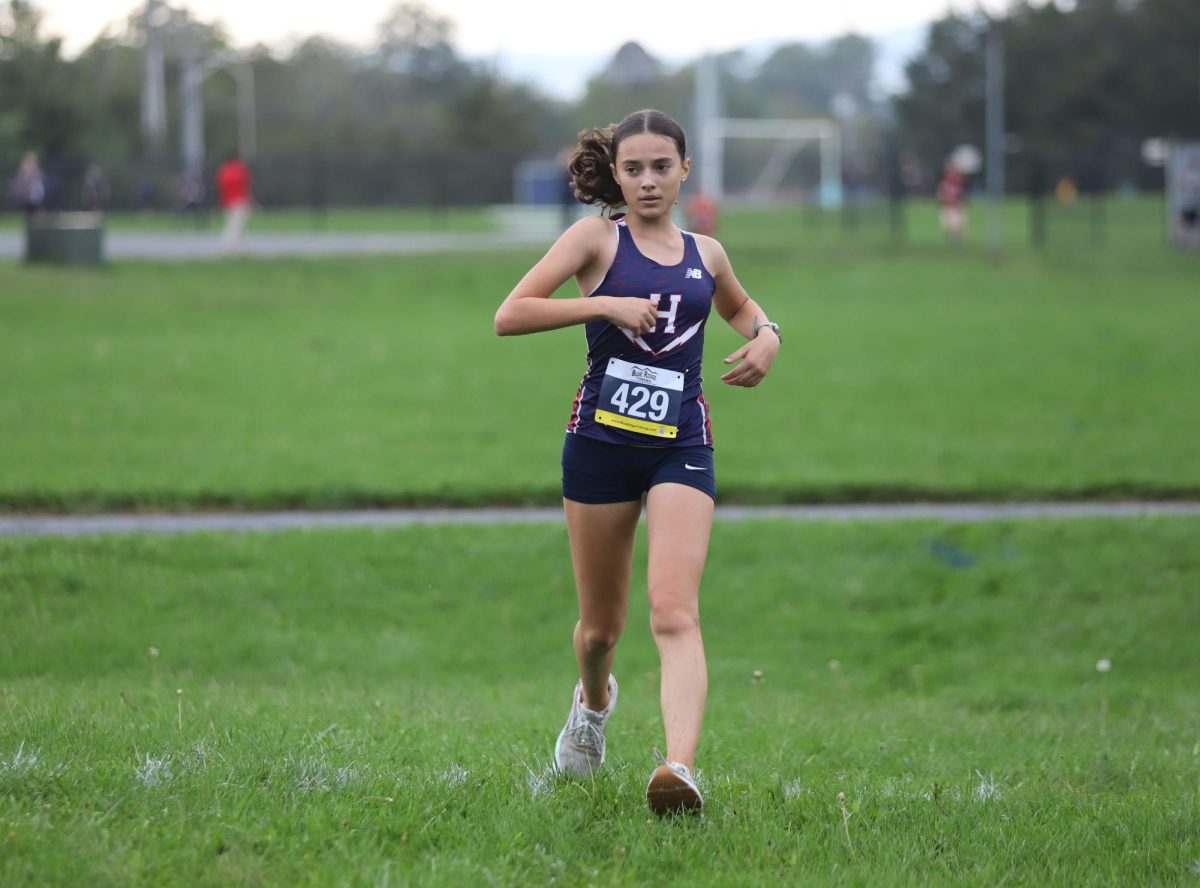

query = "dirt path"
3;502;1199;537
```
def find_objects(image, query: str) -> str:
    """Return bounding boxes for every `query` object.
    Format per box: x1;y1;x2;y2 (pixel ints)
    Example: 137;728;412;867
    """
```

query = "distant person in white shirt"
9;151;45;220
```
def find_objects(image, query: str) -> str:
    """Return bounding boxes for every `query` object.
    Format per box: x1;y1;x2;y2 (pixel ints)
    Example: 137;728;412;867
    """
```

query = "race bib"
595;357;684;439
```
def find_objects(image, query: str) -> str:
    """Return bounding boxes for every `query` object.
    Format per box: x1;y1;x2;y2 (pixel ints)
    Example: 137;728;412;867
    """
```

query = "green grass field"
2;517;1198;884
2;204;1197;883
1;205;1198;510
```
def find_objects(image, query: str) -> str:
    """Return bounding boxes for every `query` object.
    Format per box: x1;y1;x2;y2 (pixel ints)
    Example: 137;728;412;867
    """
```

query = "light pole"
985;22;1005;254
695;53;722;200
143;7;256;180
139;0;167;154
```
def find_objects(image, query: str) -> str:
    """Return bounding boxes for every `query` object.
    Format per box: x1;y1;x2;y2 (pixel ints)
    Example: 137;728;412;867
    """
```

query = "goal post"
706;118;842;207
694;53;843;207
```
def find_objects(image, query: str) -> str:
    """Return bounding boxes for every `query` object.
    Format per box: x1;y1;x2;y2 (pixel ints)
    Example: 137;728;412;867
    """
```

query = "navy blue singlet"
566;219;716;447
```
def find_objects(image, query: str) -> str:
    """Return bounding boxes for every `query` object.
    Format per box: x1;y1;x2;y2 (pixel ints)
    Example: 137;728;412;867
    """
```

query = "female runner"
494;109;780;815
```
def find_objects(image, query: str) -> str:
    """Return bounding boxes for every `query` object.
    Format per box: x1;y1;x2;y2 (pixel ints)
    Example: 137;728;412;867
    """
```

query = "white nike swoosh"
684;463;707;471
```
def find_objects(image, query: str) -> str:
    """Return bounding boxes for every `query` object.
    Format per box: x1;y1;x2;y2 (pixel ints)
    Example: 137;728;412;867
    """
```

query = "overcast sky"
40;0;1011;98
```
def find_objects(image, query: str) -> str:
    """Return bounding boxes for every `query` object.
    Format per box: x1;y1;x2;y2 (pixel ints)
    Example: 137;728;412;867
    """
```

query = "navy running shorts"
561;433;716;504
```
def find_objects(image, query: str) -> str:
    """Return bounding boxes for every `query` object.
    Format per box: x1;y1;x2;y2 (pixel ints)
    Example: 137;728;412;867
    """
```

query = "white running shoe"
646;756;703;816
554;675;618;777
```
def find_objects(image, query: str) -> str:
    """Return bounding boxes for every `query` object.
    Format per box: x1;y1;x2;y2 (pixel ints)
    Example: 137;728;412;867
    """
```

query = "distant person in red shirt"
936;160;967;244
685;193;718;236
215;153;252;250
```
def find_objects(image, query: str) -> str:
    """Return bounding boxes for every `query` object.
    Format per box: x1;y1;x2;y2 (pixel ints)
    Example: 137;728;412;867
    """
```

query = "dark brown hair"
568;109;687;208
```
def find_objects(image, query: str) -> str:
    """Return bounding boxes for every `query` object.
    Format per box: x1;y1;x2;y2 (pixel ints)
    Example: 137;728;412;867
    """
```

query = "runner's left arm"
704;238;780;388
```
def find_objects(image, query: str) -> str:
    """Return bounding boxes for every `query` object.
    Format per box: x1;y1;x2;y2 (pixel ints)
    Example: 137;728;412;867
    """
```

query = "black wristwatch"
753;319;782;343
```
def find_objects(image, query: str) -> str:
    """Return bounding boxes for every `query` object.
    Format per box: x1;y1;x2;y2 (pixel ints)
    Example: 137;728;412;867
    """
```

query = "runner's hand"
721;330;779;387
601;296;659;337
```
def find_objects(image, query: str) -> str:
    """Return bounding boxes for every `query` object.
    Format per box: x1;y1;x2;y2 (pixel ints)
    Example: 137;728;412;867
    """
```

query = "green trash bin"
24;212;106;266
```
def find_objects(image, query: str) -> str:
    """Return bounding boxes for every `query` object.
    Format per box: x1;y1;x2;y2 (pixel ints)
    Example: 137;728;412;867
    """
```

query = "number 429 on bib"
595;357;684;439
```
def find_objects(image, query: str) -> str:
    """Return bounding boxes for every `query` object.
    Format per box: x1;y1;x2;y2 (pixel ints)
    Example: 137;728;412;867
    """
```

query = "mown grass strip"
3;205;1197;511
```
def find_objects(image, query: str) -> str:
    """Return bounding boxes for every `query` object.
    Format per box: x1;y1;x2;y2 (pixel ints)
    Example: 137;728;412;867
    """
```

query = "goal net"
701;118;843;207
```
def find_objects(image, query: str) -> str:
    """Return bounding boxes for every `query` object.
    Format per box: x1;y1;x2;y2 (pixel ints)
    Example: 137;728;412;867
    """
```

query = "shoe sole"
646;765;703;816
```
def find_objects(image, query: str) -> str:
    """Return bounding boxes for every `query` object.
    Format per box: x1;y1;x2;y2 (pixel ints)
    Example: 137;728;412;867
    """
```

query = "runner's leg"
563;498;641;710
644;482;713;769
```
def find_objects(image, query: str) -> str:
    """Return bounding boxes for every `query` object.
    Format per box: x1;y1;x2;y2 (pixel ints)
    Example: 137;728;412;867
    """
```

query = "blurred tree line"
1;1;560;208
2;0;1197;209
898;0;1200;192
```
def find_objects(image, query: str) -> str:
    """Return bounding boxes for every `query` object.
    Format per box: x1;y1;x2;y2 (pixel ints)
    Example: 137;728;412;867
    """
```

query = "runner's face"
611;133;690;220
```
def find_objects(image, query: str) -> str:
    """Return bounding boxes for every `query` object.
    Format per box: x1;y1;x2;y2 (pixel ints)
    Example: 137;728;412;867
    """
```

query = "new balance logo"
684;268;703;280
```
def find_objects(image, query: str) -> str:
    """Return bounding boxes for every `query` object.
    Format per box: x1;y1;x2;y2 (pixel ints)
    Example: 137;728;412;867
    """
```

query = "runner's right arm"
495;217;658;337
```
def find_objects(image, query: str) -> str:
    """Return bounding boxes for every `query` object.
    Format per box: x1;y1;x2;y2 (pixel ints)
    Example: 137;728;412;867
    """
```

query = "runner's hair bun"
569;126;624;208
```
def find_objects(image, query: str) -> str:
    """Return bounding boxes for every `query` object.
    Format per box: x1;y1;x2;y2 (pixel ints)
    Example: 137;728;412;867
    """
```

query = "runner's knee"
580;622;622;654
649;598;699;639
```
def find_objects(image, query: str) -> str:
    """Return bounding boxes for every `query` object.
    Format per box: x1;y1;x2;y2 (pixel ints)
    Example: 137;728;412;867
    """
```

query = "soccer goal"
693;55;843;207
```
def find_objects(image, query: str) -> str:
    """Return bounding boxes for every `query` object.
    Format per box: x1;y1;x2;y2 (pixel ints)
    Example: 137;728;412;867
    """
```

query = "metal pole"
985;24;1005;253
695;53;722;199
140;0;167;153
237;62;257;162
180;53;204;178
820;126;843;208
